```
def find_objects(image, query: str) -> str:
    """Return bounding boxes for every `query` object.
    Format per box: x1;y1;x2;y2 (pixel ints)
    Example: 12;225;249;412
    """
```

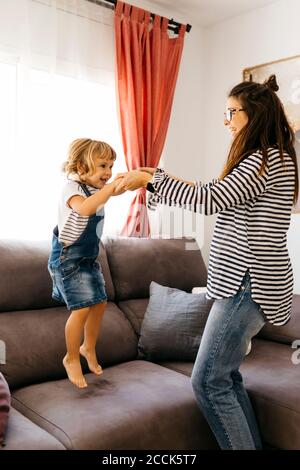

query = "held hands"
112;174;127;196
118;170;145;191
113;169;155;193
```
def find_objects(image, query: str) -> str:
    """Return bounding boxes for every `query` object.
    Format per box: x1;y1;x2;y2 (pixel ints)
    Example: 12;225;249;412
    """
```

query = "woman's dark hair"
220;74;299;205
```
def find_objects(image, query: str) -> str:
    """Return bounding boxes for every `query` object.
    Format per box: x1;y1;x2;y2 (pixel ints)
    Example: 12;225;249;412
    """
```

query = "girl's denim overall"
48;183;107;310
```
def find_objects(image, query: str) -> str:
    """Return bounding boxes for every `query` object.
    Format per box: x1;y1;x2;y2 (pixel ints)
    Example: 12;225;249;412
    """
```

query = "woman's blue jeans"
191;270;266;450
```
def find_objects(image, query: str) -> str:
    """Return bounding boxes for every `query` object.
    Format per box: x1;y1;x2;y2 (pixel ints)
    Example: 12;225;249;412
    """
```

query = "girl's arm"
148;153;269;216
68;179;121;216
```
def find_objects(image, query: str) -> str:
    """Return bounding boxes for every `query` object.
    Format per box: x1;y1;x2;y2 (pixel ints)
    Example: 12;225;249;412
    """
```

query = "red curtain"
114;1;186;237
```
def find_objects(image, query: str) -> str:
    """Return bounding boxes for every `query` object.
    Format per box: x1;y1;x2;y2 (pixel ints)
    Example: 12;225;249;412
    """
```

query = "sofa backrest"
104;237;208;300
0;240;115;312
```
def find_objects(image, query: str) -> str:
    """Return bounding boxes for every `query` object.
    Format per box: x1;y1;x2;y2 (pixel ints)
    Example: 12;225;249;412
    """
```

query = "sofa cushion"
12;360;218;450
0;240;115;313
104;237;207;301
0;372;10;447
138;282;214;361
257;294;300;345
158;361;193;377
118;298;149;336
3;407;65;450
0;302;137;390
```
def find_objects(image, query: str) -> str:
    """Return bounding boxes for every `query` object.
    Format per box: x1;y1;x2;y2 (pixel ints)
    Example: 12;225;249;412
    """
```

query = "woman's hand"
116;170;152;191
137;167;156;175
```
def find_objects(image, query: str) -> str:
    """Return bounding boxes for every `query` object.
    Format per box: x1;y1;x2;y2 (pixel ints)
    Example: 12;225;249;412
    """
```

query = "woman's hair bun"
263;74;279;92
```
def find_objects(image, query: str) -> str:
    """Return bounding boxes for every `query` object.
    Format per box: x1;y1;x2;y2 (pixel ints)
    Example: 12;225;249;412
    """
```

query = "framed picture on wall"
243;54;300;213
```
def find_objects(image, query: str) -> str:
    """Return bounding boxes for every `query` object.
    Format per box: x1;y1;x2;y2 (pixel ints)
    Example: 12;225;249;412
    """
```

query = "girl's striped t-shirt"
58;179;98;246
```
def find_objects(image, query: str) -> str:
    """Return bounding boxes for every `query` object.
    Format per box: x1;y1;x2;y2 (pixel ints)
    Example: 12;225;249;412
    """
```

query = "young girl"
116;75;299;449
48;138;124;389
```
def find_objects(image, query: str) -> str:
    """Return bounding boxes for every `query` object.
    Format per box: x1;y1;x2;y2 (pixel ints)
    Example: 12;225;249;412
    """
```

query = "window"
0;62;132;240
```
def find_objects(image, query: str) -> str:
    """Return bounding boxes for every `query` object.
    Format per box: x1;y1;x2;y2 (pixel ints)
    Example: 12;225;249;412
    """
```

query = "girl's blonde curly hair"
62;138;116;182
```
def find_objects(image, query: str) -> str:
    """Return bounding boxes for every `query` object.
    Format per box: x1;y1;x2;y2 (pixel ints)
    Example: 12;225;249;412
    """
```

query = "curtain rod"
87;0;192;34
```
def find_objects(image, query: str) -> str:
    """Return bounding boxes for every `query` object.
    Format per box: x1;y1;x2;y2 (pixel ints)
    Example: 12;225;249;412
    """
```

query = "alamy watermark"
96;203;205;251
291;340;300;365
0;339;6;364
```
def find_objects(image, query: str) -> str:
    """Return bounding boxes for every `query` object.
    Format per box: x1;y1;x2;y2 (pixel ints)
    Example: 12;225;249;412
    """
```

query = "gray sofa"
0;237;299;450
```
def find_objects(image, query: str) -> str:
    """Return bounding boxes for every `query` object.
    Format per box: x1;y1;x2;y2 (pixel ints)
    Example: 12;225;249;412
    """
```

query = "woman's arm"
159;173;195;186
116;168;194;191
138;167;194;186
148;153;269;216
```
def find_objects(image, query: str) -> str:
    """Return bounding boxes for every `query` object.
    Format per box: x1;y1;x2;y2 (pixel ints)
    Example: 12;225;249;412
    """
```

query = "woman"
116;75;299;449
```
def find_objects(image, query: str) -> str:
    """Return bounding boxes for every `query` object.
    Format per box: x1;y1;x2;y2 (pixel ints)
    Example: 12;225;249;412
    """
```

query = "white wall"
201;0;300;293
111;0;206;182
122;0;207;246
161;24;206;248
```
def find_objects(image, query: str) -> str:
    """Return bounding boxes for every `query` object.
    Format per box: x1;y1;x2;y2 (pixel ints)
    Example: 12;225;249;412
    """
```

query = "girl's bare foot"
79;345;103;375
63;355;87;388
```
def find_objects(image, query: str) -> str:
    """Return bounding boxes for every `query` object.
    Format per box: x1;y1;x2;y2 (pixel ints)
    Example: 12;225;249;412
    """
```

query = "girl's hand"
113;178;127;196
137;167;156;175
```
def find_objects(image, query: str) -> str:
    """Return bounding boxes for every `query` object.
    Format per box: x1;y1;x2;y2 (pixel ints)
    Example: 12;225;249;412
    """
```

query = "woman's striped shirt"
147;148;296;326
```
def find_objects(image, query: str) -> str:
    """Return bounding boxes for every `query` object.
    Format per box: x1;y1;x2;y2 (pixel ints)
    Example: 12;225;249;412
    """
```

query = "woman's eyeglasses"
224;108;245;122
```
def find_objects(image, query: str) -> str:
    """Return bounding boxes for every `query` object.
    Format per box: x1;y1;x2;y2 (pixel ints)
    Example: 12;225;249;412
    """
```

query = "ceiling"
148;0;278;27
